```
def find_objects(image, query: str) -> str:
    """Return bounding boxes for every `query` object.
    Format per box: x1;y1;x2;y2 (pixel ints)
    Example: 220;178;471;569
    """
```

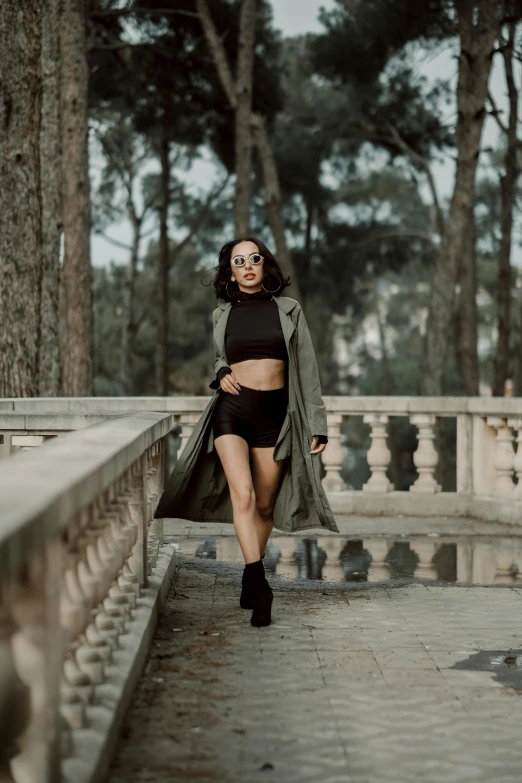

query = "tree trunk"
39;0;63;397
251;114;301;300
495;22;518;397
61;0;94;396
120;215;142;395
0;1;43;397
234;0;256;234
301;201;313;309
156;122;170;397
456;219;479;395
418;0;501;396
196;0;301;300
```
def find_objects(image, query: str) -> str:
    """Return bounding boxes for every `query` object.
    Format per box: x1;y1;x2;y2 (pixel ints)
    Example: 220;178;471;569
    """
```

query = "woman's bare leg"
250;448;288;556
214;433;261;563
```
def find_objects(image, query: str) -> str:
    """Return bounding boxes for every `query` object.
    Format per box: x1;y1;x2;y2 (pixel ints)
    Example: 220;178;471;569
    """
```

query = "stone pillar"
317;538;344;581
508;417;522;500
409;414;441;493
362;414;393;493
321;413;348;491
365;541;390;582
456;414;473;494
178;413;200;456
412;540;438;580
276;539;299;579
485;417;515;497
10;543;62;782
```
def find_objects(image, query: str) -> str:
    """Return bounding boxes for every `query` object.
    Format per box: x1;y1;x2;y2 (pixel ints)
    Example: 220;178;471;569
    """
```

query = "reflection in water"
294;539;326;580
452;650;522;689
385;542;419;580
340;540;372;582
176;534;522;587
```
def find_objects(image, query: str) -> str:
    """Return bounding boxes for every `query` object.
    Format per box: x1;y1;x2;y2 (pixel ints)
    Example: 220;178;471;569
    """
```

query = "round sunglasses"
231;252;264;267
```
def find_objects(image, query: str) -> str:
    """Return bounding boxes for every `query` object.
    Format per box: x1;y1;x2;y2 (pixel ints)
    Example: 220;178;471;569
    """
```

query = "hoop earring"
226;280;237;299
262;278;282;294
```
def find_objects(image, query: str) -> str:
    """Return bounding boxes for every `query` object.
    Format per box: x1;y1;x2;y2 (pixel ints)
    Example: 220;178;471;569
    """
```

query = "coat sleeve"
295;304;328;438
209;307;232;390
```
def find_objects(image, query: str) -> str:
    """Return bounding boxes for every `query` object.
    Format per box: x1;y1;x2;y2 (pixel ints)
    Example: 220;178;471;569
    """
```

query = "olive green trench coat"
153;295;339;533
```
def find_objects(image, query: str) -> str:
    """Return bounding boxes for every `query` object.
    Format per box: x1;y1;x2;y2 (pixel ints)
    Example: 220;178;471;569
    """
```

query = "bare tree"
196;0;300;299
0;1;43;397
40;0;63;397
235;0;256;233
489;24;520;395
61;0;94;396
156;115;171;397
419;0;502;396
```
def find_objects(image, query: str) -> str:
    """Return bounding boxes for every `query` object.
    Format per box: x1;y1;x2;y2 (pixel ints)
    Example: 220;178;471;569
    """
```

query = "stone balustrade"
0;412;174;783
2;395;521;528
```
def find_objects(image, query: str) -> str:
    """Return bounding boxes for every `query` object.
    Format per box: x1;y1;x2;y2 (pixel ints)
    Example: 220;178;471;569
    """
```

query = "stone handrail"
0;411;174;783
1;395;521;525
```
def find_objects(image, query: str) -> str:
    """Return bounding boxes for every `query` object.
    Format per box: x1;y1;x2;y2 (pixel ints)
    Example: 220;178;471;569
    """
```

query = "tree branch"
386;125;445;238
195;0;237;107
90;9;200;20
487;89;509;134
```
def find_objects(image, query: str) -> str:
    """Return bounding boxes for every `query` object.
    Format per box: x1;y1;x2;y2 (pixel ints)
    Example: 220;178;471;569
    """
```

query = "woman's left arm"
295;304;329;442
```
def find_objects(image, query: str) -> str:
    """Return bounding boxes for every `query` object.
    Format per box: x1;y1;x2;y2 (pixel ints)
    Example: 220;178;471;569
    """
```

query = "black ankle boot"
245;557;273;627
240;552;264;609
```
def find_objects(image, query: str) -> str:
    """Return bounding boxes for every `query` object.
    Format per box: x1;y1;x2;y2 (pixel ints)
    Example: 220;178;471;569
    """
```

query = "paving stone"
109;552;522;783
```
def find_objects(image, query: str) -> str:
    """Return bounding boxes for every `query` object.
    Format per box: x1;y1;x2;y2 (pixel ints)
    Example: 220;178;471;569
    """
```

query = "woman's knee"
256;498;275;522
230;485;256;515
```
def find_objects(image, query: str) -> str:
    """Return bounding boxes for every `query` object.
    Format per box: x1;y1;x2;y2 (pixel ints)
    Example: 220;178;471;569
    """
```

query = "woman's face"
230;240;263;291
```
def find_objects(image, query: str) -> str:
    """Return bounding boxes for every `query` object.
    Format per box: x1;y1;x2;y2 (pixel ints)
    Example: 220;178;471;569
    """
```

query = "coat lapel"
215;296;298;361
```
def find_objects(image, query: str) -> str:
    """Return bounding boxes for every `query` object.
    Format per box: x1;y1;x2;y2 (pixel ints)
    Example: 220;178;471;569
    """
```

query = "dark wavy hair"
212;236;291;303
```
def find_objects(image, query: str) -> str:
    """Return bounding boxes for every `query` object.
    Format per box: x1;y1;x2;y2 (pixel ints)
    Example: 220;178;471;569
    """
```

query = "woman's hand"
220;370;241;395
310;435;326;455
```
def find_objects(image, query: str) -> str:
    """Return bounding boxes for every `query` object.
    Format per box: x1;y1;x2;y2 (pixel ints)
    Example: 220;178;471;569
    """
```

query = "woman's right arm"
208;307;239;392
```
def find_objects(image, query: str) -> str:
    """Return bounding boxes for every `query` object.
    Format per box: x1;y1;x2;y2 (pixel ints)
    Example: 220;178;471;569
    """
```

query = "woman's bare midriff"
229;358;286;390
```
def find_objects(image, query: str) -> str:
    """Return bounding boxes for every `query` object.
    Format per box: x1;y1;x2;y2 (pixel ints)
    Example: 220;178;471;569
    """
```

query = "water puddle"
171;534;522;586
452;651;522;689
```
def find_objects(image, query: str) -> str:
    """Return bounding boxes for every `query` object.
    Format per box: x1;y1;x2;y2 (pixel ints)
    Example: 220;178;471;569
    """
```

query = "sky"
91;0;518;269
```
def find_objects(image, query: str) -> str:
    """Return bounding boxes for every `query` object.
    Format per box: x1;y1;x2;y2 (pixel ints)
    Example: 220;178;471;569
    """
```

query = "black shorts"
212;383;288;448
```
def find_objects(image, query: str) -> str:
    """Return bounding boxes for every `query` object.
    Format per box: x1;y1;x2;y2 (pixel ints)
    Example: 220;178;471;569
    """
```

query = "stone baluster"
95;514;128;634
321;413;348;491
412;540;438;580
84;511;119;650
492;548;520;585
61;544;94;712
507;417;522;499
317;538;344;581
409;414;441;493
10;545;62;783
276;539;299;579
365;541;390;581
486;417;515;497
178;413;200;456
149;442;164;546
362;414;394;493
0;597;30;783
128;458;148;588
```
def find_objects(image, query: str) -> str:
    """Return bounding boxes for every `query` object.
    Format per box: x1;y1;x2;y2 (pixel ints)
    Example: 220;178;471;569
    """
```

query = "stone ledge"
62;546;176;783
327;490;471;518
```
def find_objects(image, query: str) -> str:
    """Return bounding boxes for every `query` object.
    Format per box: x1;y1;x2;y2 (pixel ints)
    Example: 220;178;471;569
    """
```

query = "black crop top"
210;288;328;444
226;288;287;364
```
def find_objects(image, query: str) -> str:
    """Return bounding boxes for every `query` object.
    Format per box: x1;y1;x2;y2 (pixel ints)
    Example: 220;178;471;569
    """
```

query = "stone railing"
1;395;522;526
0;411;174;783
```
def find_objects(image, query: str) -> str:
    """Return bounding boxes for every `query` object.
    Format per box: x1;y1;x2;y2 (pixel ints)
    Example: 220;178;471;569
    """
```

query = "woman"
153;237;339;628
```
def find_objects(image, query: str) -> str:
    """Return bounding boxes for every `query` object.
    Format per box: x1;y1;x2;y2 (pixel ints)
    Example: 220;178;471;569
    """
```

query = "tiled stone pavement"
109;551;522;783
